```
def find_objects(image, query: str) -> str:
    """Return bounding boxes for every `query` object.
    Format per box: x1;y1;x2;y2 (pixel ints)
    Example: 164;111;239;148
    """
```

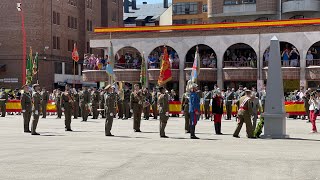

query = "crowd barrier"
5;100;306;116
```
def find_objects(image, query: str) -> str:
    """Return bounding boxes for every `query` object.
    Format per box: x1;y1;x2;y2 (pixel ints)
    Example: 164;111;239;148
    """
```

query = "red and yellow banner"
95;18;320;33
158;47;172;86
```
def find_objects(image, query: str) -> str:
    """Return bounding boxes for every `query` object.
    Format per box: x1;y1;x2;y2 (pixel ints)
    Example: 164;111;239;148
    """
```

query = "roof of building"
124;3;171;21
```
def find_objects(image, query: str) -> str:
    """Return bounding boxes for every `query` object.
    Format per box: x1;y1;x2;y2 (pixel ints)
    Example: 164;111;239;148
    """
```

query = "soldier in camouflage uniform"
21;85;32;133
80;86;90;122
31;84;41;135
130;84;143;132
55;89;62;119
158;87;169;138
61;85;74;131
123;84;131;120
40;87;49;118
0;87;8;117
151;87;158;119
104;85;116;136
72;88;80;119
181;88;190;133
99;88;106;118
91;87;100;119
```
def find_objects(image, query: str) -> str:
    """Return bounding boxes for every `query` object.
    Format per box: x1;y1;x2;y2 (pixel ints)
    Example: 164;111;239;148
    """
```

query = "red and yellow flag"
158;46;172;86
72;43;79;62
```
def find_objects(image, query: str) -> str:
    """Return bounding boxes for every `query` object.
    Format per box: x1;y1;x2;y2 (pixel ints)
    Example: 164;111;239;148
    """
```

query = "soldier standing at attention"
104;85;116;136
130;84;143;132
31;84;41;135
80;86;90;122
181;88;190;133
91;87;100;119
72;88;80;119
123;84;131;120
99;87;106;118
0;87;8;117
55;89;62;119
21;85;32;133
158;87;169;138
117;86;124;119
233;90;255;138
151;87;158;120
236;85;245;99
40;87;49;118
203;86;211;120
212;91;224;135
143;88;152;120
61;85;74;131
225;87;235;120
189;83;200;139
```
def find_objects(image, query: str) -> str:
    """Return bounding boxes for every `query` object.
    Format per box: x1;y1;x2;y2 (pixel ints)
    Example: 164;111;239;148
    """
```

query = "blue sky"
137;0;172;4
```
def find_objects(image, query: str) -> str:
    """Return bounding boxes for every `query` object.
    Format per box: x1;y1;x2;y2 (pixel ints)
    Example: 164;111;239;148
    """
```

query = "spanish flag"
158;46;172;86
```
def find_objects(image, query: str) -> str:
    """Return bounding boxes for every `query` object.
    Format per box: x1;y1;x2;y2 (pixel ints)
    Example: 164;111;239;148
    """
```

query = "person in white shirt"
306;50;314;66
308;91;319;133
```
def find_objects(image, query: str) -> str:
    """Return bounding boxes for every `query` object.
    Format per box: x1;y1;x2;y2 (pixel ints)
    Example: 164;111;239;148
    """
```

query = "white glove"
130;109;133;113
35;110;39;115
62;108;65;112
22;110;26;113
165;112;169;117
110;113;113;116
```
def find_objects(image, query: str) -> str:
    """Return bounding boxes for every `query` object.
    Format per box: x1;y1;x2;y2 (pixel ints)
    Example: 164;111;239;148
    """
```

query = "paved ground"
0;115;320;180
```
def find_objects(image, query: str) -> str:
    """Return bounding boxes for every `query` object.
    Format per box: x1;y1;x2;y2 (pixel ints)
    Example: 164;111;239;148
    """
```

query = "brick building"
173;0;210;24
0;0;123;90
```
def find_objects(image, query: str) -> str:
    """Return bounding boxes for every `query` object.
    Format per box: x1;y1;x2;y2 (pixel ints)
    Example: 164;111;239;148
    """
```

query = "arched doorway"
185;44;217;68
223;43;257;68
148;46;179;69
307;41;320;66
263;42;300;67
115;46;142;69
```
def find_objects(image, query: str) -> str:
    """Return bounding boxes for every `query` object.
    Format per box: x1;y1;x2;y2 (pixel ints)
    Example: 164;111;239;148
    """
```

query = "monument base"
262;113;289;139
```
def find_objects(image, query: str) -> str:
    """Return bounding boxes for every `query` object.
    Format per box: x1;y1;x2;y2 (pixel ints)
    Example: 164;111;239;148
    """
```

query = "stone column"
300;49;307;89
78;64;81;76
144;53;149;89
216;53;223;89
62;62;65;75
179;54;186;100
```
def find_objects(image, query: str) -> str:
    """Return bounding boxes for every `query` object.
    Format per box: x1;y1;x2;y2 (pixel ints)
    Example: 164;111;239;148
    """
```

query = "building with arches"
86;19;320;98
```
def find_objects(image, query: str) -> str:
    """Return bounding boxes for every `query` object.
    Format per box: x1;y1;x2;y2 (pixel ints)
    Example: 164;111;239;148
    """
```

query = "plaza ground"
0;115;320;180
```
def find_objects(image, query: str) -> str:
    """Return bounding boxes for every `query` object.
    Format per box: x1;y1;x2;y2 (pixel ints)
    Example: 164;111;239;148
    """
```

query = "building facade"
173;0;210;24
0;0;123;90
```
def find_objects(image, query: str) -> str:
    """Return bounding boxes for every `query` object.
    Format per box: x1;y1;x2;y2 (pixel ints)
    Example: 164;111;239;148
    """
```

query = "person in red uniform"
212;91;224;135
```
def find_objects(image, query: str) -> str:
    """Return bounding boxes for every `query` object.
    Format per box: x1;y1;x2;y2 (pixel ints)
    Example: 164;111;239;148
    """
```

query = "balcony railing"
223;60;257;68
185;62;217;68
263;60;300;67
282;0;320;13
307;59;320;67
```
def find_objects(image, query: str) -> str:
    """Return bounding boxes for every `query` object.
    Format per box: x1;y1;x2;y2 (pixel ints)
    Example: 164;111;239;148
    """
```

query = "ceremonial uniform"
203;89;211;119
212;95;224;134
158;92;169;137
72;92;80;119
123;89;131;119
233;95;254;138
55;92;62;118
130;90;143;132
225;90;235;120
91;90;100;119
181;92;190;132
151;91;158;119
40;90;49;118
104;88;116;136
189;91;200;139
0;90;8;117
21;91;32;132
32;90;41;135
80;89;90;121
99;91;106;118
143;91;152;120
61;90;74;131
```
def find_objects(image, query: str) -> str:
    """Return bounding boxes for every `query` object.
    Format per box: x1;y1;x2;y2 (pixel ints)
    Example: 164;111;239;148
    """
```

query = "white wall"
160;5;172;26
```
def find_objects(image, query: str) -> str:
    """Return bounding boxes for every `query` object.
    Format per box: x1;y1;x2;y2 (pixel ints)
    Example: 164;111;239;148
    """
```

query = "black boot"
190;125;199;139
217;122;223;135
214;123;219;134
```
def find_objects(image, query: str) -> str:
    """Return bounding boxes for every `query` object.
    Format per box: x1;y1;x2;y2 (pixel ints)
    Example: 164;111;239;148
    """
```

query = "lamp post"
17;1;27;86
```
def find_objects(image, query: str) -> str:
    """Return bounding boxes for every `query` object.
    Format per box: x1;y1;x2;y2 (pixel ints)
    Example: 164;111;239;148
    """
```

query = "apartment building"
173;0;210;24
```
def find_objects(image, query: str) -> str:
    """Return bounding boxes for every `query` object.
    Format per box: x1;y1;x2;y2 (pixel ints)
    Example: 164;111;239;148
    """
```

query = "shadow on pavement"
113;136;150;139
170;137;218;141
285;138;320;142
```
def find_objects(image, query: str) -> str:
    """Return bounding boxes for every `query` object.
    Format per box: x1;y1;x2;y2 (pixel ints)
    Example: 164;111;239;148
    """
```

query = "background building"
173;0;209;24
0;0;123;90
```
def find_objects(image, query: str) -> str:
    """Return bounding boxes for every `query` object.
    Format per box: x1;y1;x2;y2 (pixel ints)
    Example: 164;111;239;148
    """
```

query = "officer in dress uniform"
104;85;116;136
236;85;245;99
55;89;62;119
72;88;80;119
233;90;255;138
158;87;169;138
91;87;100;119
40;87;49;118
212;90;224;135
189;83;200;139
21;85;32;133
181;88;190;133
151;87;158;119
99;88;106;118
0;87;8;117
130;84;143;132
203;86;211;120
80;86;90;122
225;87;235;120
31;84;41;135
61;85;74;131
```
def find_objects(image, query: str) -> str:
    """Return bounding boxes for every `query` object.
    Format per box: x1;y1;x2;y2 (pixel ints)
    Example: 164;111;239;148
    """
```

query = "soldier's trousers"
100;104;105;118
143;106;150;120
252;112;258;130
160;113;168;136
184;112;190;132
233;115;254;138
189;112;199;137
31;113;39;134
73;102;79;119
80;104;89;121
0;103;6;117
92;104;99;119
152;104;158;119
123;101;130;118
41;102;47;118
118;101;123;119
56;105;62;118
226;104;232;120
23;111;32;132
133;105;142;130
64;109;72;130
204;101;210;119
105;115;114;135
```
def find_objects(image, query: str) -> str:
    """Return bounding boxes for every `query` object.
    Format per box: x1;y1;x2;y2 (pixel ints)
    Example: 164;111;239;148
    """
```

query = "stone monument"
262;36;289;138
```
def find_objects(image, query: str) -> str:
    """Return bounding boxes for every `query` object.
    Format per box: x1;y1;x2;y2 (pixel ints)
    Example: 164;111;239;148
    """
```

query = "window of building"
65;63;74;75
53;36;60;50
68;0;77;6
52;11;60;25
68;16;78;29
173;19;199;25
87;20;93;31
173;2;198;15
86;42;92;54
54;62;62;74
224;0;255;5
68;40;77;52
290;15;305;19
86;0;92;9
202;4;208;13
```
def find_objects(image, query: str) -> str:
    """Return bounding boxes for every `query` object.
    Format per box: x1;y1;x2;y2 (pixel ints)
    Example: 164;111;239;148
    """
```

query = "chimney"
132;0;137;10
164;0;168;8
124;0;129;13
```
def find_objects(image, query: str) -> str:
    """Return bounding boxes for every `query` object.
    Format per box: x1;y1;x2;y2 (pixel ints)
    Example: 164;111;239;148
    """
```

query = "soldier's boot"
31;119;40;135
217;123;223;135
190;126;199;139
214;123;219;134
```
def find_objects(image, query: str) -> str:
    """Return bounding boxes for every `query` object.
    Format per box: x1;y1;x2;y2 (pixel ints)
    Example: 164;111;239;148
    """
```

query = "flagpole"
19;0;27;85
109;32;113;85
73;60;75;88
36;52;39;84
